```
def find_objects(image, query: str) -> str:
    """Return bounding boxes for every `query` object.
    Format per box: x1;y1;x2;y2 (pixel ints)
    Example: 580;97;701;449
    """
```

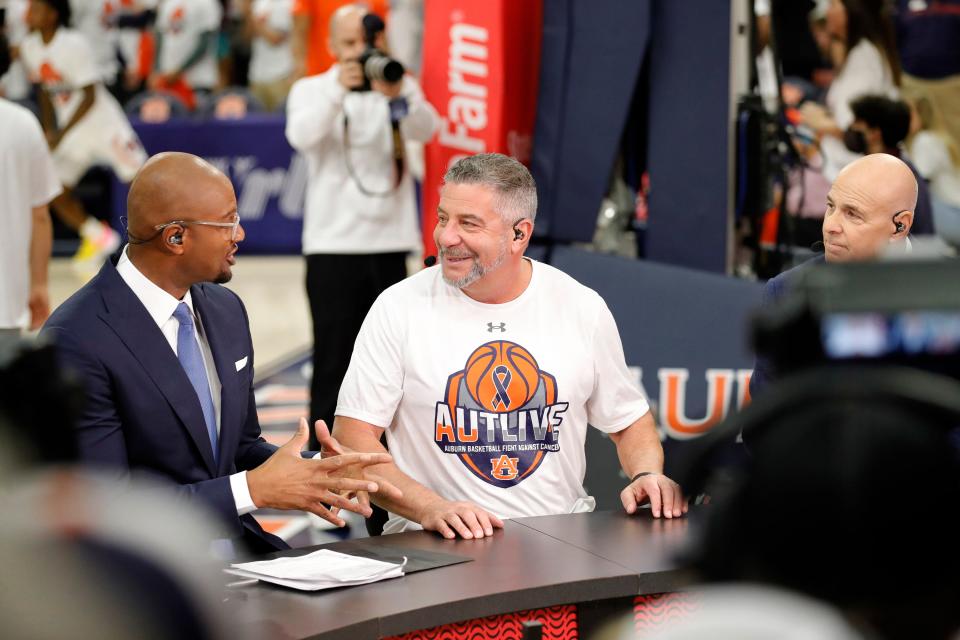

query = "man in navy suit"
749;154;918;397
42;152;397;554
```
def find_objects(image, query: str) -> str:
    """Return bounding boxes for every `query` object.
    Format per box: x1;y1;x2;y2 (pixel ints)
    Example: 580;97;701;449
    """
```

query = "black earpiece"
892;211;907;234
514;227;523;241
168;234;183;245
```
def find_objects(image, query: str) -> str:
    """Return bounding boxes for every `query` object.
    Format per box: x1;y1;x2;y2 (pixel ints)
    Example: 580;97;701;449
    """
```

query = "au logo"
491;455;519;481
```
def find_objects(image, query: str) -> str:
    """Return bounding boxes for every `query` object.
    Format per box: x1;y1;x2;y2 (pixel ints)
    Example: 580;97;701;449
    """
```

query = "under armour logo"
487;322;506;333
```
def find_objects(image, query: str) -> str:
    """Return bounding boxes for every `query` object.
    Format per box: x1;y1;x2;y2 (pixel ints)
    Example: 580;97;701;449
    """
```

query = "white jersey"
20;29;145;187
247;0;293;84
20;29;128;129
336;260;650;531
155;0;222;90
0;100;62;329
69;0;121;82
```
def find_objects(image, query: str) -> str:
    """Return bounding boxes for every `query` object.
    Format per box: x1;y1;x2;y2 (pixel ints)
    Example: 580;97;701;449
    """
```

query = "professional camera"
353;13;404;92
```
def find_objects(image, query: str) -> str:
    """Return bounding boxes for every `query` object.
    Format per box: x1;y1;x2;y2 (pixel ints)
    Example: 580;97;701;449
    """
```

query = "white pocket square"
235;357;248;371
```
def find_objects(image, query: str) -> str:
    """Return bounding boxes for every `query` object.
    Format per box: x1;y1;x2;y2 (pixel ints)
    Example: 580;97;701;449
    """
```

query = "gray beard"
440;240;508;289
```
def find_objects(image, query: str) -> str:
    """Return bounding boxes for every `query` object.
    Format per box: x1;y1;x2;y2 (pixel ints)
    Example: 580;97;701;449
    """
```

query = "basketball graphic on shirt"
464;341;540;412
434;340;569;489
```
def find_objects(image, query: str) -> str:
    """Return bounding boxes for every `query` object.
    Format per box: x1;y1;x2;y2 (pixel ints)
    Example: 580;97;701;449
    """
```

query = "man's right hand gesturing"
246;418;394;527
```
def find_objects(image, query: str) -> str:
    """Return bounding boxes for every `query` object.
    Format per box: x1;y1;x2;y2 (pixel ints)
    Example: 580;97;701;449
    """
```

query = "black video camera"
353;13;404;92
752;258;960;382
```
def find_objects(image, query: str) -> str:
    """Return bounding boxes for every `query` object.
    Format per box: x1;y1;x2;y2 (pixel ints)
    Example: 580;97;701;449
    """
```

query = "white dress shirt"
116;247;258;514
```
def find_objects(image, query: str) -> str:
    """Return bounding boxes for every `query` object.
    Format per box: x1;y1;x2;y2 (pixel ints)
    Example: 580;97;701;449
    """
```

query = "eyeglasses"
154;215;241;240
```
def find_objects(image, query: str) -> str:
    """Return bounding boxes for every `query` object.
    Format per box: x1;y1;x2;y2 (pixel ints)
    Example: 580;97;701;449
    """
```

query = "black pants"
305;252;407;448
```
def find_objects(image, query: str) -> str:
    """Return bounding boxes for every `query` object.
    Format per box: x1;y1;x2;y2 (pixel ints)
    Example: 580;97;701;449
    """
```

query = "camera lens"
364;52;405;84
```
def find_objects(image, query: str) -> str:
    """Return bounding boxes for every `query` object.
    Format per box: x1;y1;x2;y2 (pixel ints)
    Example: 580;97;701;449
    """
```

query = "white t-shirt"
70;0;121;82
247;0;292;84
336;260;651;530
822;39;899;181
285;65;439;255
909;131;960;208
19;29;129;130
155;0;222;90
0;100;62;329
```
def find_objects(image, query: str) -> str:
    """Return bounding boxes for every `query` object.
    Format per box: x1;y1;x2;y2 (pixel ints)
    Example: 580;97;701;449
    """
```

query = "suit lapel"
191;285;241;476
95;262;218;475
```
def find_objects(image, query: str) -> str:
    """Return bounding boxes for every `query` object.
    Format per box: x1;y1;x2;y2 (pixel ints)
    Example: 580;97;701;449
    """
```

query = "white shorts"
53;113;147;187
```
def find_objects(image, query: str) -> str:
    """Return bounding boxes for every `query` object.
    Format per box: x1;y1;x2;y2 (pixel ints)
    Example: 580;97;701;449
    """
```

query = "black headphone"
513;226;524;241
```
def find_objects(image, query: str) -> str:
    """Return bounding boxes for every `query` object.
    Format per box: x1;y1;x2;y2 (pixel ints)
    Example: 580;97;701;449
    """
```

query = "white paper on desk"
225;549;406;591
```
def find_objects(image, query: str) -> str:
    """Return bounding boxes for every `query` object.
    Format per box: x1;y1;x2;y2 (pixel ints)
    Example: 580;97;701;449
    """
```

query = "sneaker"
72;220;121;280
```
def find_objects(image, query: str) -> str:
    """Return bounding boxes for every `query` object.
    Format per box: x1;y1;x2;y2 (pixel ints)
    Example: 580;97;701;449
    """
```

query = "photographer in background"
285;3;438;448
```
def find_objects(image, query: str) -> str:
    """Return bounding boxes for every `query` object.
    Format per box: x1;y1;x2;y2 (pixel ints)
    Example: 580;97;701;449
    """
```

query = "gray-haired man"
330;153;686;539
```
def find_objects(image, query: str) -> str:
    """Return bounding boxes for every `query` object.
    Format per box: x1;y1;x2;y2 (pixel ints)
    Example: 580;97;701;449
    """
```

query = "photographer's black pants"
305;252;407;448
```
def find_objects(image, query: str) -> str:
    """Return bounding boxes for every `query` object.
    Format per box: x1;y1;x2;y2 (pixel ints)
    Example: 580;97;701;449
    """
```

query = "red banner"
420;0;543;257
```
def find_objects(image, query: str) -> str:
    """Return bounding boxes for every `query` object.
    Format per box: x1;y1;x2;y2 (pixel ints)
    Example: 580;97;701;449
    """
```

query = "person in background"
69;0;122;94
1;0;32;100
19;0;145;278
0;35;60;350
908;96;960;242
242;0;292;111
150;0;221;106
894;0;960;158
799;0;901;181
288;0;385;80
846;94;934;234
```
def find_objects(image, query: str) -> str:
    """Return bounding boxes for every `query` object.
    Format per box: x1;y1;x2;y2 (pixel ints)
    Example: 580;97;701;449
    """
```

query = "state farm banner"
421;0;543;256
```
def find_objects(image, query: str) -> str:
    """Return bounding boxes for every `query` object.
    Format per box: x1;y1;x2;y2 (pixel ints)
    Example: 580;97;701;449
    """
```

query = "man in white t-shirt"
150;0;221;94
20;0;147;277
331;153;687;539
0;41;61;348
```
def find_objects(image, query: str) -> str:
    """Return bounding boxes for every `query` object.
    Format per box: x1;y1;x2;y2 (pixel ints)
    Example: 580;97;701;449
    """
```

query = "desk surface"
229;510;692;639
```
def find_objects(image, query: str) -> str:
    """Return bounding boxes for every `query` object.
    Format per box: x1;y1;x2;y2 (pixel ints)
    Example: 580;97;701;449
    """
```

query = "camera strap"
342;108;405;198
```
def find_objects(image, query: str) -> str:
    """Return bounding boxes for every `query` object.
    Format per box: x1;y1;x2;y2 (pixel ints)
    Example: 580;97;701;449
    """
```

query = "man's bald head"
127;152;231;237
329;4;366;42
123;152;242;295
835;153;918;214
822;153;917;262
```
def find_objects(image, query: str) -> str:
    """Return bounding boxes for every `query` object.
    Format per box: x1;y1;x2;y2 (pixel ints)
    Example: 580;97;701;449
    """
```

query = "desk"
227;510;694;639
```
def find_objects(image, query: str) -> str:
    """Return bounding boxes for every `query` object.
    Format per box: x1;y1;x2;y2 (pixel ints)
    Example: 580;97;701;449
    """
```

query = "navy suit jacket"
749;254;826;399
43;259;285;553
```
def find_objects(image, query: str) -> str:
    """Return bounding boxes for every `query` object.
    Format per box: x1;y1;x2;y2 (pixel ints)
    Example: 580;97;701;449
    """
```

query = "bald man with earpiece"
750;153;919;397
